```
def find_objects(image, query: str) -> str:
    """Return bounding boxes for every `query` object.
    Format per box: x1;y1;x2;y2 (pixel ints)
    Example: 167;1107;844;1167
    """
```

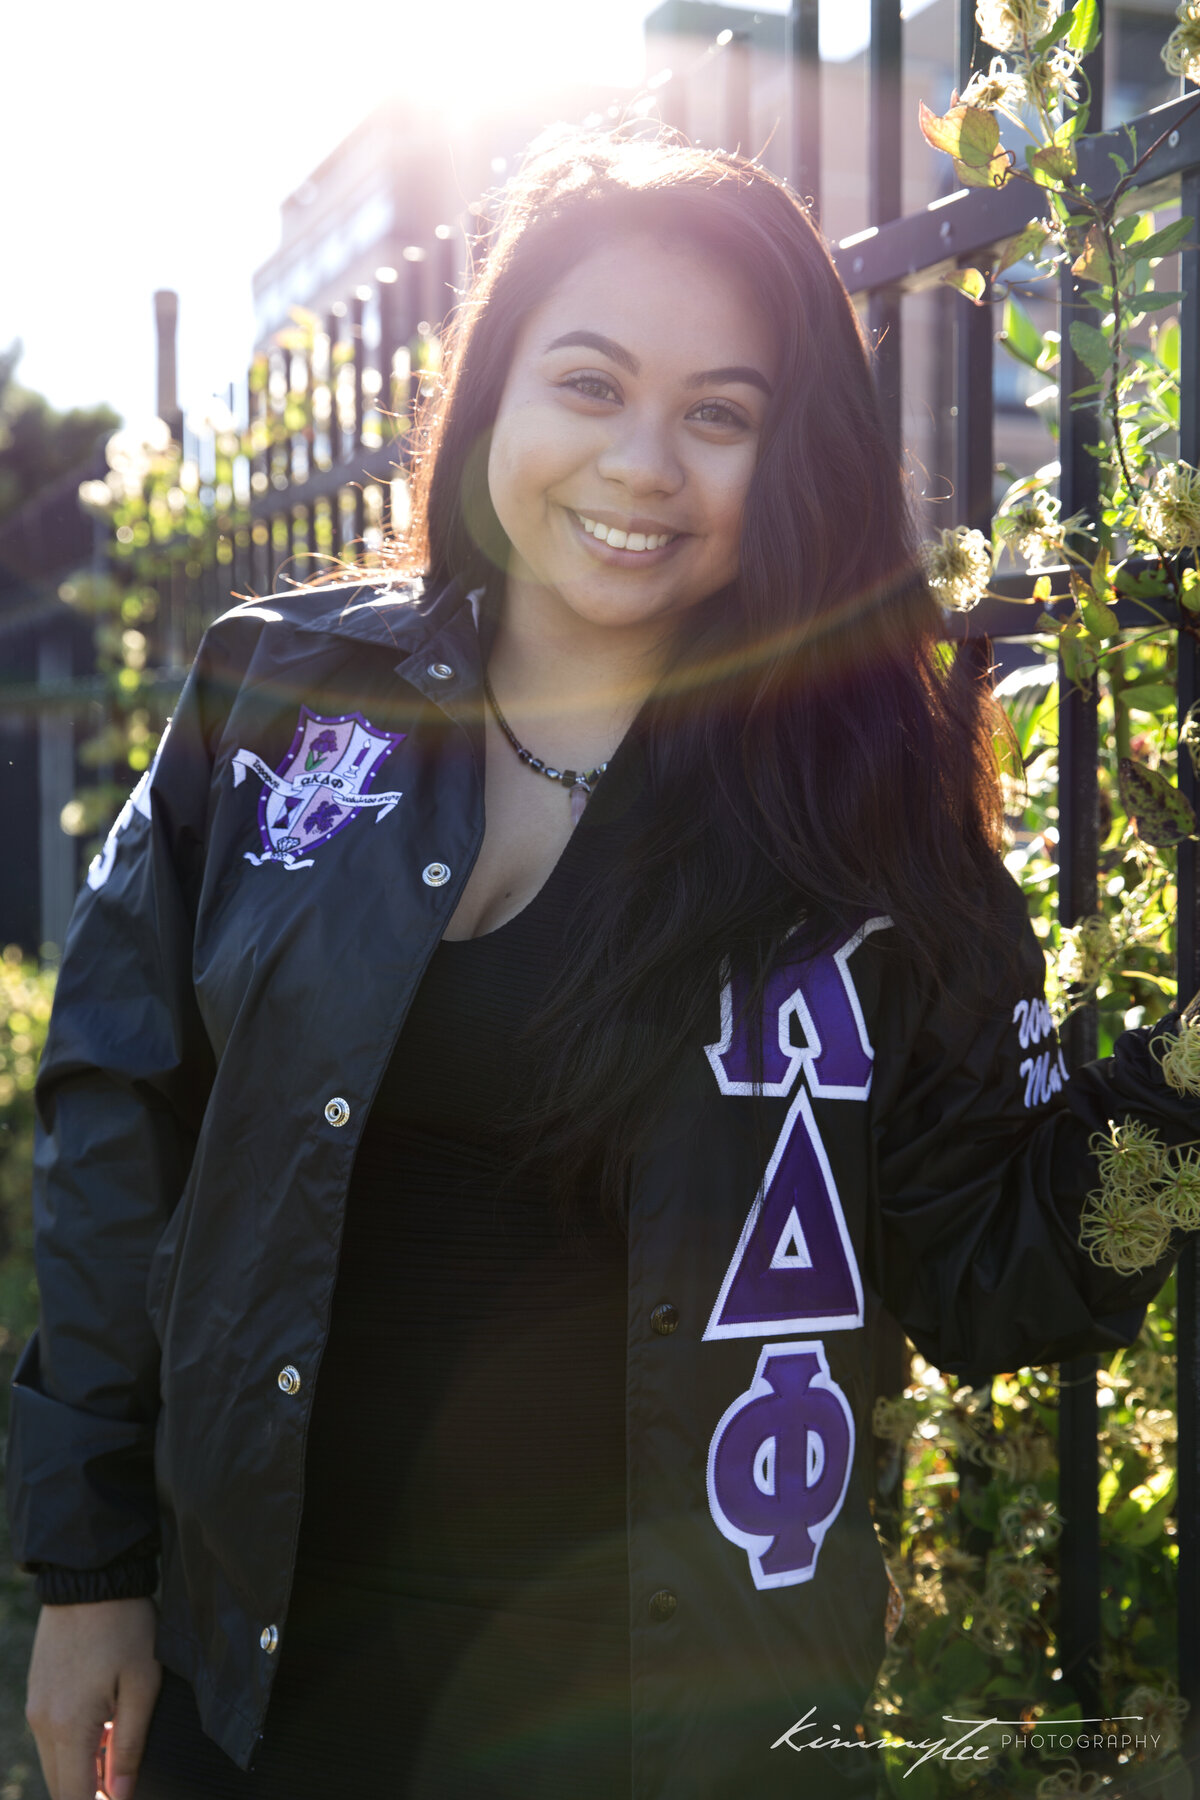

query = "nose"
594;405;684;499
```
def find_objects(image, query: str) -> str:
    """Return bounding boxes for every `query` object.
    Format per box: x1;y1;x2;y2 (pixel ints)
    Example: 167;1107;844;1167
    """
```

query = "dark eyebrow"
543;331;771;397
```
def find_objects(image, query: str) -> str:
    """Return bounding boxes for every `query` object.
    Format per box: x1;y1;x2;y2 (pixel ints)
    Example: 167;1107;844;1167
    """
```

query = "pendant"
570;783;589;826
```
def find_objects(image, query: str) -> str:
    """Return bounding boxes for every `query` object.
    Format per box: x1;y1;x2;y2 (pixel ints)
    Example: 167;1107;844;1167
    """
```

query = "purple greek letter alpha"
707;1341;855;1589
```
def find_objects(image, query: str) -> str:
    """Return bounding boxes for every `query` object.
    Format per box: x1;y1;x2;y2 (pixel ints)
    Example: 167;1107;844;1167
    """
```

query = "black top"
137;775;635;1798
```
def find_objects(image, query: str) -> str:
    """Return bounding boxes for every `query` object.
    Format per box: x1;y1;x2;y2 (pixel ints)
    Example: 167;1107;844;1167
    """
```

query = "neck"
484;572;673;758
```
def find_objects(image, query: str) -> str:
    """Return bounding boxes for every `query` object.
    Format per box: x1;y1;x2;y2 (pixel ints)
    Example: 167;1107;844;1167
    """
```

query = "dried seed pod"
1151;1013;1200;1098
1079;1187;1173;1274
1164;1150;1200;1229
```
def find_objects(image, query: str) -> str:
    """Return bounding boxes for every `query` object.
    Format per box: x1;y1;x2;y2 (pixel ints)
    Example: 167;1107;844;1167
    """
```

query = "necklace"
481;665;609;824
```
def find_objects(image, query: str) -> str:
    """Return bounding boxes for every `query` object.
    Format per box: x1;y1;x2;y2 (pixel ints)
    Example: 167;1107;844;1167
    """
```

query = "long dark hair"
387;125;1009;1218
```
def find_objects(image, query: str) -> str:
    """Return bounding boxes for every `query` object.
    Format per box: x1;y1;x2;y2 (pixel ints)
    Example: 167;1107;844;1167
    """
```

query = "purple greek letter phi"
707;1342;854;1588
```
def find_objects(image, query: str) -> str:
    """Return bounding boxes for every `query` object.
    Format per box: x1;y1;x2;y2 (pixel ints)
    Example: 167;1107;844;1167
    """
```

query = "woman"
11;127;1199;1800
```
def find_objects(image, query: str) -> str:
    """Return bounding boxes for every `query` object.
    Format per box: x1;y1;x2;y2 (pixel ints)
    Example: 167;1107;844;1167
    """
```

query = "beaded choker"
481;666;608;824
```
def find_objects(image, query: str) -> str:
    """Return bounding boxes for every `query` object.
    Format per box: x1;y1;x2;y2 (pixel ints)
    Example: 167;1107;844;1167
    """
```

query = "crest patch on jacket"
233;705;405;870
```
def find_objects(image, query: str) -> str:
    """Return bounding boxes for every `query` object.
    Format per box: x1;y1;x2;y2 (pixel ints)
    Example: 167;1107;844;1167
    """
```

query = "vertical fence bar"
1055;4;1106;1724
868;0;902;448
954;0;993;539
1175;159;1200;1786
956;0;979;88
722;30;752;156
1056;255;1103;1721
787;0;821;218
326;308;342;560
351;291;367;553
865;0;906;1538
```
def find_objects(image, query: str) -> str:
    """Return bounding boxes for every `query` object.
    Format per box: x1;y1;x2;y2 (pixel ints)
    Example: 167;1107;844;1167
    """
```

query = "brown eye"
691;400;747;427
562;374;619;402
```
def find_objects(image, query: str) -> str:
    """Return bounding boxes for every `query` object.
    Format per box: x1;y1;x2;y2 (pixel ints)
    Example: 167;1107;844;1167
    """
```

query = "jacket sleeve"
5;632;227;1582
865;877;1196;1380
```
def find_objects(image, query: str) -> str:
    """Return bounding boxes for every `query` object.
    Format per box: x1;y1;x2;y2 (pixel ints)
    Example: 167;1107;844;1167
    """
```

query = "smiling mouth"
572;510;681;553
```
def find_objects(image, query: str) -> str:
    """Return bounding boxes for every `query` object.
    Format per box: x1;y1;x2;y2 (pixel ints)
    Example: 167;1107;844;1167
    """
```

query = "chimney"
154;289;184;445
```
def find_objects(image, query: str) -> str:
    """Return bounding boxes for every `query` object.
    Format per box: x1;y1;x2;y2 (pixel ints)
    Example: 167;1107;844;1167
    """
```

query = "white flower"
1138;461;1200;551
1163;0;1200;83
925;526;993;610
961;54;1028;110
976;0;1058;54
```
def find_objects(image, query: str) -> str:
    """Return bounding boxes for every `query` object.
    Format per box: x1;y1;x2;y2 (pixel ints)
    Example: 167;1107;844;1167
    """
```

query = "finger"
47;1723;105;1800
105;1663;161;1800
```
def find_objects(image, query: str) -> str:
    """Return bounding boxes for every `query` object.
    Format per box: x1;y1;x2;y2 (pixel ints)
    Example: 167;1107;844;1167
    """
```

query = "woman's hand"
26;1598;161;1800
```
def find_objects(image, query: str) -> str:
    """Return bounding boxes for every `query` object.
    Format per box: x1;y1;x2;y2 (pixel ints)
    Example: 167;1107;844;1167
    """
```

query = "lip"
564;506;689;567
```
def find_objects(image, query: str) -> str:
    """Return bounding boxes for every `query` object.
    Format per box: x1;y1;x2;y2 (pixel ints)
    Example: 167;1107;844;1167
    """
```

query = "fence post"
787;0;821;220
868;0;902;448
1056;287;1103;1726
1175;158;1200;1787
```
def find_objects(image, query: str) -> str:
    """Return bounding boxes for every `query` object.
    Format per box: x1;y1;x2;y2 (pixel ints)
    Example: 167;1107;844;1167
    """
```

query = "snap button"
324;1096;350;1128
648;1589;677;1623
428;661;454;680
260;1624;279;1653
277;1365;301;1395
651;1302;679;1336
422;862;451;887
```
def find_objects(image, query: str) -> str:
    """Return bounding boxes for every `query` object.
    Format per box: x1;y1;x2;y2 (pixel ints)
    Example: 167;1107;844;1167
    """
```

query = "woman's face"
486;230;777;636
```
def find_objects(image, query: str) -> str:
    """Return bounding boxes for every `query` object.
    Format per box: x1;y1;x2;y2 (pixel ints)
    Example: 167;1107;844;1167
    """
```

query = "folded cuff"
34;1553;159;1606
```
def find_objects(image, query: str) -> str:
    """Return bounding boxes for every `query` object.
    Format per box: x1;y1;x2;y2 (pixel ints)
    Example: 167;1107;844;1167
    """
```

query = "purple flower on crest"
304;799;343;836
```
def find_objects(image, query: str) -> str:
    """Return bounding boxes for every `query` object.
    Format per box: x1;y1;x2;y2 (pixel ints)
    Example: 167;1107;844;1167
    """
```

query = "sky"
2;0;890;437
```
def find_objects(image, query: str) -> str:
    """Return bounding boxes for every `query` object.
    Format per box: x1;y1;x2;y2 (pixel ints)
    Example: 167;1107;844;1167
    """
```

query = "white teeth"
575;513;675;552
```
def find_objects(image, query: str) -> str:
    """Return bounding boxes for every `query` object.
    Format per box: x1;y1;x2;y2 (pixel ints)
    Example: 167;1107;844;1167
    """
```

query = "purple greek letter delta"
707;1342;855;1588
702;917;891;1339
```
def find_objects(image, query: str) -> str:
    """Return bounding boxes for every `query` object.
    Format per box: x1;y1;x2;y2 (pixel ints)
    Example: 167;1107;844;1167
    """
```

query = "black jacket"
7;572;1195;1797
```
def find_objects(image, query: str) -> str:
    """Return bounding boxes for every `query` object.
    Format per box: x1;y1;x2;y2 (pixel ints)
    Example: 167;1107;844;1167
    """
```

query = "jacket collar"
291;571;473;656
292;571;491;714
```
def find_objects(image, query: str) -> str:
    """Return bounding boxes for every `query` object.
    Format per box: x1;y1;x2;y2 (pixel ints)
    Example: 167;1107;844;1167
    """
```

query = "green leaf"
1055;105;1088;146
1028;142;1078;185
996;220;1050;275
957;104;1001;167
1081;593;1121;638
1035;8;1075;51
926;103;1008;188
1002;296;1045;368
954;151;1010;190
1158;316;1181;373
918;100;963;158
1067;0;1100;56
1068;319;1111;379
1129;290;1186;312
1071;225;1114;283
1135;216;1195;261
1098;1467;1121;1511
1118;757;1197;845
1121;681;1175;712
944;267;988;303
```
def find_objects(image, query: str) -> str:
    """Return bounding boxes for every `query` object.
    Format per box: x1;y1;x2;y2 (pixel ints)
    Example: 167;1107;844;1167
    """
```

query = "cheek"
707;453;757;559
487;405;577;530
